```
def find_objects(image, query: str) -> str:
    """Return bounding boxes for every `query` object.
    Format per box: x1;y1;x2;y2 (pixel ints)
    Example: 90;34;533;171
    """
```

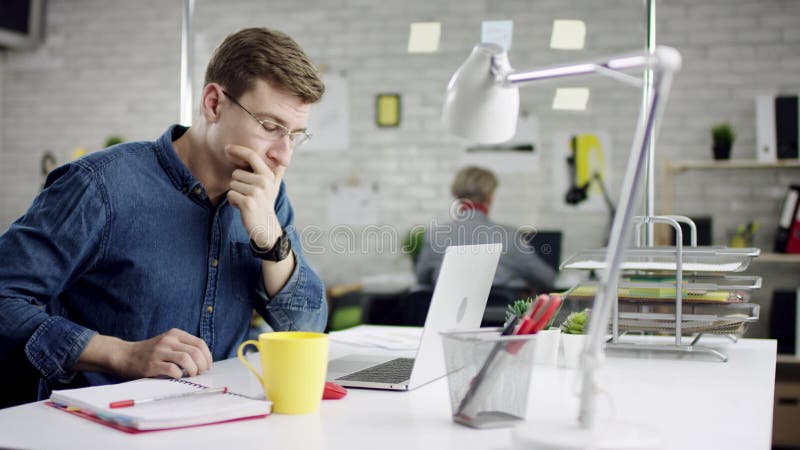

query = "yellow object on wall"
376;94;400;127
572;134;605;193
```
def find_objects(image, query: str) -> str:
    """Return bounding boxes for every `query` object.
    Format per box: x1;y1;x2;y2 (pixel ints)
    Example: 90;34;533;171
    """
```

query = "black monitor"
522;230;562;272
0;0;45;49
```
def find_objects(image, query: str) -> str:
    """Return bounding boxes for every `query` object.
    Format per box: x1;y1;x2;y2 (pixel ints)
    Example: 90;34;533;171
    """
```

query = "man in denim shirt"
0;28;327;399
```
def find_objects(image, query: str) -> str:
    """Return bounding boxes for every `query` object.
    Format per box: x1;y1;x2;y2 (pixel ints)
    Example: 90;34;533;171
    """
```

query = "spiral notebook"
48;378;271;433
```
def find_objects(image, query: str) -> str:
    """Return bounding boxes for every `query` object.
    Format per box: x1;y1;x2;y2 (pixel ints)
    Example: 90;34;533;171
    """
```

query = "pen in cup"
108;386;228;408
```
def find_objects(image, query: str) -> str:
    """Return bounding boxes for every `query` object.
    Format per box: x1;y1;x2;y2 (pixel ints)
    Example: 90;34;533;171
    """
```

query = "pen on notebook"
108;386;228;408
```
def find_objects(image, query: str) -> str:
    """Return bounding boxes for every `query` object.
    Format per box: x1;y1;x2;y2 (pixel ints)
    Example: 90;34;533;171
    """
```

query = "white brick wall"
0;0;798;336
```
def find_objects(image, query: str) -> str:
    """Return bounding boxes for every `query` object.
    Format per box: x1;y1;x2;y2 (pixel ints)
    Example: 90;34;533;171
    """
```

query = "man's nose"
266;136;292;166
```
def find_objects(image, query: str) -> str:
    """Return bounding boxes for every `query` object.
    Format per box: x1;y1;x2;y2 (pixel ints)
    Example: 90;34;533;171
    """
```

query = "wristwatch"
249;230;292;262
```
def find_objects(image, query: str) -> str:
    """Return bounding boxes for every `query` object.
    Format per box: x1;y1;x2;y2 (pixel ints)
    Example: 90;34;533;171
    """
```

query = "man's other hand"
76;329;213;379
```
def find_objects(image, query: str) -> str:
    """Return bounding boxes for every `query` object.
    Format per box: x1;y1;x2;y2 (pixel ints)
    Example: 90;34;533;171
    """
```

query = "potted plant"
505;298;532;324
560;308;590;369
402;227;425;266
711;122;735;160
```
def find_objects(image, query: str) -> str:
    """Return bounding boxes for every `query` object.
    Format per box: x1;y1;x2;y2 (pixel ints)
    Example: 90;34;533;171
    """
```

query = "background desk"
0;329;776;450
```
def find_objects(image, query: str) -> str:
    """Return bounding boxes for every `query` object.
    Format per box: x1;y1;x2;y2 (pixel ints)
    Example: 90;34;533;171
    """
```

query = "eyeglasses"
222;90;312;148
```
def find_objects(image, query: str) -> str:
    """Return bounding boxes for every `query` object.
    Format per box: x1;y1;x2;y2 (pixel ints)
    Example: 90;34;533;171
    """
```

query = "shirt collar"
155;124;203;195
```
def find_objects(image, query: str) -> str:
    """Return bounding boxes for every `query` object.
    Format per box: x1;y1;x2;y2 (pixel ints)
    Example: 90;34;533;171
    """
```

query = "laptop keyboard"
336;357;415;384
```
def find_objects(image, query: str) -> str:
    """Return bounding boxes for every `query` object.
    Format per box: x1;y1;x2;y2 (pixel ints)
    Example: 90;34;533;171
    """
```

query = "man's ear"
201;84;223;123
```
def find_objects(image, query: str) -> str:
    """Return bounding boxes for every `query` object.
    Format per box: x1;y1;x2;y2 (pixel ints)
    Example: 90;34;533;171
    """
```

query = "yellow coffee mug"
237;332;328;414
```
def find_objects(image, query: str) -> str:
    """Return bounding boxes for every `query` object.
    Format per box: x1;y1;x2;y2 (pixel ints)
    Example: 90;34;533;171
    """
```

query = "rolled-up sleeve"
0;163;108;383
255;182;327;332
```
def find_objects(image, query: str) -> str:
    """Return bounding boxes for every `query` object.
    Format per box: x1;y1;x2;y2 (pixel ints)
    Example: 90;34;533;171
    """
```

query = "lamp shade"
442;43;520;144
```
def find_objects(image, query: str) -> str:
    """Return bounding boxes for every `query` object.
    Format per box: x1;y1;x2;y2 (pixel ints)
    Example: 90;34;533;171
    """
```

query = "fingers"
169;328;213;373
226;144;269;176
166;350;200;377
141;329;212;379
227;190;247;210
174;330;213;370
154;361;185;379
273;165;286;189
231;168;261;185
229;180;257;197
227;146;285;189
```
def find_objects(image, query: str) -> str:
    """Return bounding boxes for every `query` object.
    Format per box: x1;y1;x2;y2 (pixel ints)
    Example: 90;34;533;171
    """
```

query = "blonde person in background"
416;166;556;297
0;28;327;405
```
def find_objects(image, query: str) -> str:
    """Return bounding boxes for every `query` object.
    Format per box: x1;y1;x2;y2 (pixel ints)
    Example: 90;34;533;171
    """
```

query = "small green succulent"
505;298;533;324
561;309;590;335
504;296;564;329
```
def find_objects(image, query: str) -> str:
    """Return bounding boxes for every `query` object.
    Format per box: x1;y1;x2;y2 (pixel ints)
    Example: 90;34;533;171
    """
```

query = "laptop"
327;243;502;390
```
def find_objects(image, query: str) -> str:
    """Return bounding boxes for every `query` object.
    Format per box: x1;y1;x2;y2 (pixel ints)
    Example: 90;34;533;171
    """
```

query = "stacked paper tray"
614;303;760;336
565;275;762;304
560;246;760;273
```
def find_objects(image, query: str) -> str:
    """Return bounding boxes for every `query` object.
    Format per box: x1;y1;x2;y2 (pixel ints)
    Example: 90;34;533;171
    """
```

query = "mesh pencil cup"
440;328;537;429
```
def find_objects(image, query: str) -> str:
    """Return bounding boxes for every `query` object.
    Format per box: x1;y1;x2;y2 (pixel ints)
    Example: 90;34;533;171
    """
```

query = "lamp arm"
577;48;679;430
501;51;657;87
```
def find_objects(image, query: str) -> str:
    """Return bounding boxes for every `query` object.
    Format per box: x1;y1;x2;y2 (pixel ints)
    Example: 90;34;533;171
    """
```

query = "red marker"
109;386;228;408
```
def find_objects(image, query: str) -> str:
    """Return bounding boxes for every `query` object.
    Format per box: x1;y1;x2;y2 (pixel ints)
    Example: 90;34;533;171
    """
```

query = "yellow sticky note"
408;22;441;53
550;20;586;50
376;94;400;127
552;88;590;110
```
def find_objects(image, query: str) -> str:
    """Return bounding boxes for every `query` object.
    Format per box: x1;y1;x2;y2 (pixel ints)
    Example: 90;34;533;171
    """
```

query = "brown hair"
451;166;498;203
204;28;324;103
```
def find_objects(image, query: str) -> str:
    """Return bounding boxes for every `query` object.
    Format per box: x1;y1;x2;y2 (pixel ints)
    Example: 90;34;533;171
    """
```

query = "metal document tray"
560;246;761;273
615;302;760;336
564;275;762;303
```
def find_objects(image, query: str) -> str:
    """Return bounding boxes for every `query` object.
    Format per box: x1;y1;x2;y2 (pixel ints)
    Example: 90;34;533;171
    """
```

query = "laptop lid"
327;243;502;390
407;243;502;389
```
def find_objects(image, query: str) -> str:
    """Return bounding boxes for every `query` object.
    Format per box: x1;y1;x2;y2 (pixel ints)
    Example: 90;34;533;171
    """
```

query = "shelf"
665;159;800;171
657;159;800;245
777;354;800;365
752;252;800;264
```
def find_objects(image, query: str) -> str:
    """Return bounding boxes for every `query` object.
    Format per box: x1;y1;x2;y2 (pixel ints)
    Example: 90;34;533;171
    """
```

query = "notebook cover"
45;401;269;434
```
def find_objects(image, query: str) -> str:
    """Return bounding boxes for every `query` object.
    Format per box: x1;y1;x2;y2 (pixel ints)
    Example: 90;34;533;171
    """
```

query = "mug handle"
237;340;264;385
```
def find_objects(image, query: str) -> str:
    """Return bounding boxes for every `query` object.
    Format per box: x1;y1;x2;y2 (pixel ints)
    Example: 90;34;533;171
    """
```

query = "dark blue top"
0;125;327;397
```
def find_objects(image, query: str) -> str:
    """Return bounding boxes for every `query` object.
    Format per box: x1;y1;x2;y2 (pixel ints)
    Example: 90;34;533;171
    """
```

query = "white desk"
0;328;776;450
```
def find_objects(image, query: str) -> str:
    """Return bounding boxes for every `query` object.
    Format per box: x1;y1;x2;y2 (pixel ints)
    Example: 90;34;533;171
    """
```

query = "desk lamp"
442;43;681;449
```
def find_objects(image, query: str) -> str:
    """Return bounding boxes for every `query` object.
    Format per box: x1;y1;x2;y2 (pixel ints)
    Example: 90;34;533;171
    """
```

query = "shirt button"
181;186;188;193
206;306;213;314
212;259;218;267
194;187;202;195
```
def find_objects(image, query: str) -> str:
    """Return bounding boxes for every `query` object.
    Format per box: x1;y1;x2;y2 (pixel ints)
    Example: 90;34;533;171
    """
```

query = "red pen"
530;294;563;333
109;386;228;408
514;294;548;336
506;295;548;354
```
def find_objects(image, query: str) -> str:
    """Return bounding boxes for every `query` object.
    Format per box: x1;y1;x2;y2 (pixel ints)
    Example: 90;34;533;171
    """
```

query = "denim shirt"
0;125;327;395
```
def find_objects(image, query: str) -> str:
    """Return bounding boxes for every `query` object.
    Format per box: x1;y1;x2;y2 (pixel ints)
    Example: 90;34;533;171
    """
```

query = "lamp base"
511;419;660;450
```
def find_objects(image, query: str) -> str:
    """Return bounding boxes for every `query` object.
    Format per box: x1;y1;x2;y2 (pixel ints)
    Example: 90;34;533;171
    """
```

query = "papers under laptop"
327;243;502;390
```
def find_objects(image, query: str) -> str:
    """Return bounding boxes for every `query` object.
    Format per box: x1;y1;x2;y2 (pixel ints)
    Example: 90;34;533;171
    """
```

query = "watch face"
278;235;291;258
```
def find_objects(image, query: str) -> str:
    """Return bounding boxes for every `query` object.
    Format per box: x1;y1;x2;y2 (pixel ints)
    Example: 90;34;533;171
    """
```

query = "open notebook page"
50;378;271;430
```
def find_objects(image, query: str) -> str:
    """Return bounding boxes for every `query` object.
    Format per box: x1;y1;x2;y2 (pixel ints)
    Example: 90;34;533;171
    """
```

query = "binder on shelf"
786;188;800;254
775;95;799;160
755;94;777;162
770;289;800;356
775;185;800;253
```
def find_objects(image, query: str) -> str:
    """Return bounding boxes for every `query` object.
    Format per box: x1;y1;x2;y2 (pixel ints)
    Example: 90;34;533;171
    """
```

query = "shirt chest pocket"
227;242;263;304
